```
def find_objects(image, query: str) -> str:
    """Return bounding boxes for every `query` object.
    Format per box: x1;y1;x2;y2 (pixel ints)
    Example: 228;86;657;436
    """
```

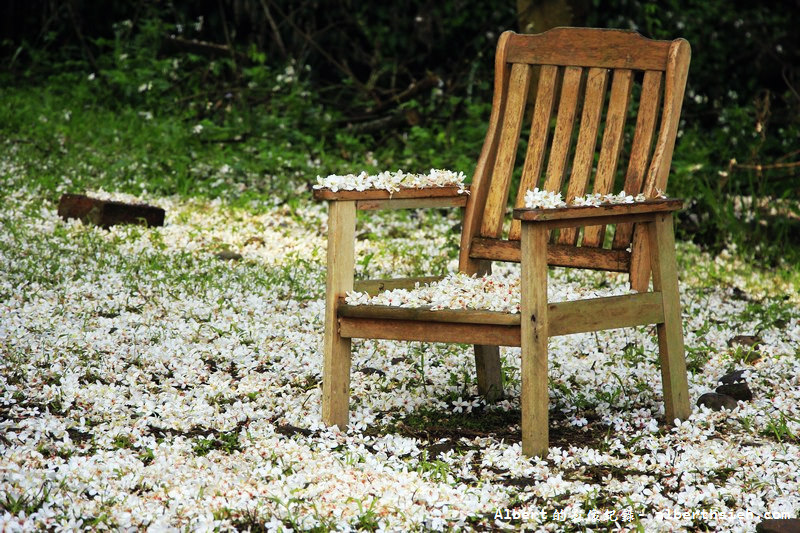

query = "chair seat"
344;271;637;313
337;272;664;345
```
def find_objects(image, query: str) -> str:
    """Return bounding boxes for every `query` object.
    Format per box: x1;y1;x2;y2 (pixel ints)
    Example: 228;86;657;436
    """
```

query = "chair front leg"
648;213;691;423
322;200;356;429
520;223;550;457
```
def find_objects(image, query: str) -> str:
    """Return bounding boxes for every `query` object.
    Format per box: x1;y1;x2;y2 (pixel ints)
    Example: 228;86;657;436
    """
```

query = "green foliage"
1;2;798;262
589;0;800;261
193;431;241;456
0;483;52;515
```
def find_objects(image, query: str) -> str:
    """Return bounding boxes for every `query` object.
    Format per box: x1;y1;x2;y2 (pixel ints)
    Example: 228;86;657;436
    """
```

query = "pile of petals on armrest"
523;188;667;209
313;169;469;194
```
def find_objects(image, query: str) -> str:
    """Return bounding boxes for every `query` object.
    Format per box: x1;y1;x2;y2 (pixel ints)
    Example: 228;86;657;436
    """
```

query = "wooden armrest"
313;186;468;201
513;198;683;225
313;186;469;210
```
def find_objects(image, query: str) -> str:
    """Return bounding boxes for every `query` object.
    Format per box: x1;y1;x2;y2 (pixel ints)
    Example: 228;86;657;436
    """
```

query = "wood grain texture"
506;28;672;71
632;39;690;289
474;344;504;401
520;223;550;457
339;303;520;325
322;201;356;429
582;69;633;247
473;261;504;402
542;66;583;194
509;65;559;241
548;292;664;336
480;62;533;238
648;215;691;423
338;292;665;343
645;39;691;195
356;196;467;210
513;198;683;221
613;70;663;249
339;317;520;346
558;67;610;245
354;276;445;296
314;186;467;201
470;238;632;271
629;224;651;292
459;32;513;273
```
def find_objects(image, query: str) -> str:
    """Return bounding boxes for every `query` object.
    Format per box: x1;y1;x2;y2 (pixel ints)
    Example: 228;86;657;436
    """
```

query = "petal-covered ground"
1;169;799;531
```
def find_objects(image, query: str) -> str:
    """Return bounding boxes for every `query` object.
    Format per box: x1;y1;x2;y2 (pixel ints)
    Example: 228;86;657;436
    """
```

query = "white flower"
524;188;664;209
524;188;566;209
313;169;469;194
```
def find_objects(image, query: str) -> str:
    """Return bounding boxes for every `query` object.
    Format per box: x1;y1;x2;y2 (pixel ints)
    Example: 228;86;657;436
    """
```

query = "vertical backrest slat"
581;68;633;247
612;70;663;249
542;66;583;193
557;67;610;245
629;39;691;291
479;62;533;238
507;65;559;241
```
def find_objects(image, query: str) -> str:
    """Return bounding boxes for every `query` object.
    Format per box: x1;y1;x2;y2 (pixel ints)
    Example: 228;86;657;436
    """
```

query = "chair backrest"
459;27;690;290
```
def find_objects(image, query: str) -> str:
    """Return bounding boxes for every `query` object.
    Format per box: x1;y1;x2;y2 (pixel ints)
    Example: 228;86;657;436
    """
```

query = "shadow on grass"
366;404;612;460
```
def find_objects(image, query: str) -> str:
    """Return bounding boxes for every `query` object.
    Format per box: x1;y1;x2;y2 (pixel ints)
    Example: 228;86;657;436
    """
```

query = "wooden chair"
314;27;692;457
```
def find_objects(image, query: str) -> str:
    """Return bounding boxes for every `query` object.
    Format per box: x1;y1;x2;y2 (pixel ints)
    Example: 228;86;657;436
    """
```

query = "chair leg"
322;201;356;429
520;224;550;457
472;260;504;402
474;345;504;402
648;214;691;423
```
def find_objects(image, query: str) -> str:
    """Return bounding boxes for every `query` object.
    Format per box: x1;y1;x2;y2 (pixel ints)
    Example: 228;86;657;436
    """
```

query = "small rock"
390;357;408;365
426;442;456;459
728;334;762;349
718;369;749;386
275;424;314;438
697;392;739;411
715;383;753;401
215;251;243;261
730;287;749;300
716;370;755;400
244;236;265;246
58;193;165;228
756;519;800;533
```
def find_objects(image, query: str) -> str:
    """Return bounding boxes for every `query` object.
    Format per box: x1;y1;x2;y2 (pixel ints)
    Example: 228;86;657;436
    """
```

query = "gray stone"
697;392;738;411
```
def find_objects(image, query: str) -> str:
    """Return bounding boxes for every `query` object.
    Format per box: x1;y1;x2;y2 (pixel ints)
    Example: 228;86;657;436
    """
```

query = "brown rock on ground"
58;193;165;228
756;519;800;533
696;392;738;411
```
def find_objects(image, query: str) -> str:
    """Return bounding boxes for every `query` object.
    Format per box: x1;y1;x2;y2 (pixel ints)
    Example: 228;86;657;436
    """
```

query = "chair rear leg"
474;345;504;402
322;201;356;429
648;214;691;423
470;260;503;402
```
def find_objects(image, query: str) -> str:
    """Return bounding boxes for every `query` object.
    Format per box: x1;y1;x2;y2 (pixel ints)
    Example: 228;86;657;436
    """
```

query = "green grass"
193;431;242;456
